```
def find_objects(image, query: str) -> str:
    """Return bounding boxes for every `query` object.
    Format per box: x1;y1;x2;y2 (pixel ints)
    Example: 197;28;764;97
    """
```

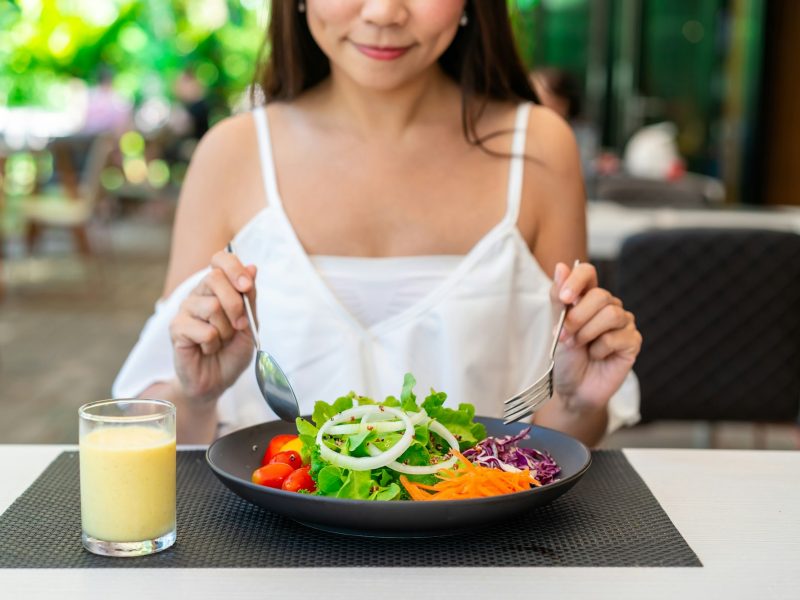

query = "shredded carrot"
400;451;541;501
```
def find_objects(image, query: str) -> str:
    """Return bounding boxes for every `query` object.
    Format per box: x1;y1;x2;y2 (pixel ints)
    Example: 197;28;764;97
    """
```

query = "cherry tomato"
261;434;298;465
251;463;294;488
268;450;302;470
281;466;316;493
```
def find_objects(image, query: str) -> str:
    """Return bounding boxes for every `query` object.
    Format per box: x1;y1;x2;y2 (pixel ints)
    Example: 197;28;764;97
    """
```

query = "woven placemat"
0;450;700;568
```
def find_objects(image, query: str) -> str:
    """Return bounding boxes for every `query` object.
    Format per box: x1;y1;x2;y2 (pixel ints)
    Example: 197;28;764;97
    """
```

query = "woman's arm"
140;113;261;442
520;107;640;446
141;379;219;444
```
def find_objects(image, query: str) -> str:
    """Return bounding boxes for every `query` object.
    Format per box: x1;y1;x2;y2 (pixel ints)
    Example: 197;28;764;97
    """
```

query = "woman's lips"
351;42;412;61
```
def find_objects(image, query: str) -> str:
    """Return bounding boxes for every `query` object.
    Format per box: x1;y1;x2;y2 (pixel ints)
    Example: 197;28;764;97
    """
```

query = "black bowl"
206;417;591;537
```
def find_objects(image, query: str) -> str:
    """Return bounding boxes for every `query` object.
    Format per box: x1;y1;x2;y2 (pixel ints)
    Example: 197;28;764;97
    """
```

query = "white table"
587;200;800;259
1;446;798;600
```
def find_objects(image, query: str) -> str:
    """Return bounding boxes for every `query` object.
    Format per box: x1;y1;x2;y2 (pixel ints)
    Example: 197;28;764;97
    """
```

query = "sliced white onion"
365;444;458;474
316;405;414;471
325;409;428;435
428;420;460;450
326;420;405;436
355;408;428;425
364;419;460;475
410;409;428;425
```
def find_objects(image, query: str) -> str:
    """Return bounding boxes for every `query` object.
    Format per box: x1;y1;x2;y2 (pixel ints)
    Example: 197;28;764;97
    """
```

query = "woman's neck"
309;65;461;140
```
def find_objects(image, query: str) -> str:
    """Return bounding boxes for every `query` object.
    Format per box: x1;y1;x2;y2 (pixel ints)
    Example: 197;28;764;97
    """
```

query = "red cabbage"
462;427;561;485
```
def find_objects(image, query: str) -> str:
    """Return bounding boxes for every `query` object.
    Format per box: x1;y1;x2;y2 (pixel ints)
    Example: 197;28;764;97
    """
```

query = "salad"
250;374;560;501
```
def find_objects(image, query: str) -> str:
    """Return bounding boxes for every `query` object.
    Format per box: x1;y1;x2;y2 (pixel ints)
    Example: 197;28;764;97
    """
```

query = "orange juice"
79;426;176;542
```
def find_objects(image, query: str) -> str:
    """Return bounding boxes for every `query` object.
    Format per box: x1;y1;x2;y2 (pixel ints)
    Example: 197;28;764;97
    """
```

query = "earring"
298;1;306;12
459;11;468;27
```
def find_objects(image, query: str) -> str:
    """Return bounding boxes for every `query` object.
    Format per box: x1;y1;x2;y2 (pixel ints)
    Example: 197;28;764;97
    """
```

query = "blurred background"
1;0;798;447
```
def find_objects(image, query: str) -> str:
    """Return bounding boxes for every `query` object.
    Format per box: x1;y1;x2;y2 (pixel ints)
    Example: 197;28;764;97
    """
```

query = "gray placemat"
0;450;701;568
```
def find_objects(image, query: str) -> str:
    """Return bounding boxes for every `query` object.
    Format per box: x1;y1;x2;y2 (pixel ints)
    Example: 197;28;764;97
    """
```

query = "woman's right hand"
169;250;258;405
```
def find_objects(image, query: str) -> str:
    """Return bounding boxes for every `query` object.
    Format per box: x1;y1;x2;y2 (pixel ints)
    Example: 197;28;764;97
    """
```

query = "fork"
503;259;580;424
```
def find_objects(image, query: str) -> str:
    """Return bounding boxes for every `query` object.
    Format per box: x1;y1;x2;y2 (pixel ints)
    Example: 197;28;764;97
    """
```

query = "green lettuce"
294;373;485;501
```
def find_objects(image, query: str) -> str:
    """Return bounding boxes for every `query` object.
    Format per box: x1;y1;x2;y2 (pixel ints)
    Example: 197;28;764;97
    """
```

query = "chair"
614;228;800;431
22;134;115;255
595;173;725;208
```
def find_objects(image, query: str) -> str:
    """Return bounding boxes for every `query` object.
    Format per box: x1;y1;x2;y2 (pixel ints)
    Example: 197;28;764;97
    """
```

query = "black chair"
615;228;800;430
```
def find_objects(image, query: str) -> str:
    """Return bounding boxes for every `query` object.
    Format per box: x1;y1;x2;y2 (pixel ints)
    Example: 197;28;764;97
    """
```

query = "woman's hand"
550;262;642;413
169;250;258;405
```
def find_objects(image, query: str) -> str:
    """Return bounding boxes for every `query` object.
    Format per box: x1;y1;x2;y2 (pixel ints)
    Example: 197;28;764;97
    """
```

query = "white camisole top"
310;255;463;328
113;103;640;435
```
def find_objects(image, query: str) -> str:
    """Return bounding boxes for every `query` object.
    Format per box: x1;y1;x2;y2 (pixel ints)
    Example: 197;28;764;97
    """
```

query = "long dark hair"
253;0;539;151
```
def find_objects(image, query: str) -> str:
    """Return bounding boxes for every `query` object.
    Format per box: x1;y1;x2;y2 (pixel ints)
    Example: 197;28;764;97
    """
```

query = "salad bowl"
206;416;591;537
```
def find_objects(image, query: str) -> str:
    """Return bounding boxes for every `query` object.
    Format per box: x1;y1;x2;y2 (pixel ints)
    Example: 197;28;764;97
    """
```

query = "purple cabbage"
462;427;561;485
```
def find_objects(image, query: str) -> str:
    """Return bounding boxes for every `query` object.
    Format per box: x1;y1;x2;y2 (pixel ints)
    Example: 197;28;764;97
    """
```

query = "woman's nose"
360;0;409;28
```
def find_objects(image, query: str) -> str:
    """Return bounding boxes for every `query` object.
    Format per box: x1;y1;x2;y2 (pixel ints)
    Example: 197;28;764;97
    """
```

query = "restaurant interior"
2;1;800;597
1;0;798;453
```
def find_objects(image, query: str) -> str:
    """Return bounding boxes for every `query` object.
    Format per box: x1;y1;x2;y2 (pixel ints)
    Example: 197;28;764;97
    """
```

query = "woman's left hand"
550;261;642;413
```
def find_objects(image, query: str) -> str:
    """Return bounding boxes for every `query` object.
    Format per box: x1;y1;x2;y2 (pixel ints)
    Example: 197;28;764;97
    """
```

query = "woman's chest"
273;137;514;257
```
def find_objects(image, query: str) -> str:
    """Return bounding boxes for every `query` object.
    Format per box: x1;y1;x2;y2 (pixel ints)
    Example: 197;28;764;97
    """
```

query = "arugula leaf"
314;464;402;501
400;373;419;412
413;420;429;446
317;465;345;494
347;429;375;452
421;390;447;414
311;394;355;427
395;441;430;466
382;395;400;408
308;446;326;478
375;467;395;487
370;431;401;452
421;393;487;449
296;417;318;463
370;483;401;501
336;469;373;499
296;417;318;439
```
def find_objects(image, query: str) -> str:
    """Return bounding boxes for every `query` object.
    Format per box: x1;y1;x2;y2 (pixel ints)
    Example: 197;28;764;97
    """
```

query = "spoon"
227;243;300;422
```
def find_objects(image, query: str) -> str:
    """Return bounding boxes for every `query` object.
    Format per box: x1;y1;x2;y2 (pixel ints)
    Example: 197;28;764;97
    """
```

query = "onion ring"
316;405;414;471
364;419;460;475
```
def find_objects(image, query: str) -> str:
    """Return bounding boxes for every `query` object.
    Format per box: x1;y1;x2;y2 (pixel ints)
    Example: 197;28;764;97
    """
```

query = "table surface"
1;446;798;599
587;201;800;259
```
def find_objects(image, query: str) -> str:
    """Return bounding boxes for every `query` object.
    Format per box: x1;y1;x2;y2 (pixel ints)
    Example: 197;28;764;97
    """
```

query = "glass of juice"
79;399;176;557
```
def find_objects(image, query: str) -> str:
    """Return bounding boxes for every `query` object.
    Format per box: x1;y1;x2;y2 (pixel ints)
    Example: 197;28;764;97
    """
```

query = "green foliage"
0;2;543;111
0;0;265;110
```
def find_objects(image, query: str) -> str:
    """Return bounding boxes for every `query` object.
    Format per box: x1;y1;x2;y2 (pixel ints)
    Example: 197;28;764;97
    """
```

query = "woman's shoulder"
193;110;257;162
516;102;586;261
163;110;267;295
524;103;581;176
479;100;579;172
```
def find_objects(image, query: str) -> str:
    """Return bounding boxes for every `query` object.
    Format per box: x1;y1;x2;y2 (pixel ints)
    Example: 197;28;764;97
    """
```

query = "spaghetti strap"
252;107;282;209
504;102;532;225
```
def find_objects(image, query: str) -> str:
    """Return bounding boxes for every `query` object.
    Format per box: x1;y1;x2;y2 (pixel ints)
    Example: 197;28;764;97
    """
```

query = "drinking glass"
79;399;176;557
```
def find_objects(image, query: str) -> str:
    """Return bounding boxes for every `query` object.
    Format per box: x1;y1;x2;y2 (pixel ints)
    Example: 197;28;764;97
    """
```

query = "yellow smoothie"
79;426;176;542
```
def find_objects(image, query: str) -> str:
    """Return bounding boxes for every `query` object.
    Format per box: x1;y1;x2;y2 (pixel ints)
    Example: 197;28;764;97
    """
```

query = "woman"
114;0;642;446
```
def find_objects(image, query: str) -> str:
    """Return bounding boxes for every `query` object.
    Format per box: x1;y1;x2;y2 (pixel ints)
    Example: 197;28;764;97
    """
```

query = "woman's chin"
332;62;443;94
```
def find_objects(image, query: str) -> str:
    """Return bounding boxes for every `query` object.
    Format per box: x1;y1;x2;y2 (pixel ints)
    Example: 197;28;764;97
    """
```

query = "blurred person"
79;67;133;136
530;67;581;122
174;67;211;139
530;67;607;178
114;1;642;445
